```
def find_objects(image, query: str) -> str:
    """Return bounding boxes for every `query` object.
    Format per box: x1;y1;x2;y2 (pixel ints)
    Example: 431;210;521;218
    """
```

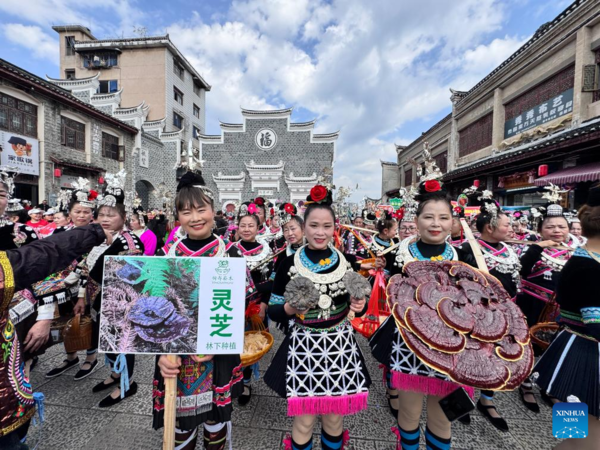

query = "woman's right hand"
73;298;86;315
158;355;182;378
284;303;308;316
536;240;561;249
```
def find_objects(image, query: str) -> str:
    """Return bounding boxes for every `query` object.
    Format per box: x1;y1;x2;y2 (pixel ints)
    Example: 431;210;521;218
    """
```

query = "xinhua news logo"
553;403;588;439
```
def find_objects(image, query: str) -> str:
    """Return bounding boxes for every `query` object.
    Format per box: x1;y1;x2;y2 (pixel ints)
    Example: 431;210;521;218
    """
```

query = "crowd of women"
0;153;598;450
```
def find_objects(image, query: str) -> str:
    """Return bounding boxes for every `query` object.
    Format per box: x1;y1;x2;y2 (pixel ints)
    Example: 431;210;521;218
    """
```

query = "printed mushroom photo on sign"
99;256;200;354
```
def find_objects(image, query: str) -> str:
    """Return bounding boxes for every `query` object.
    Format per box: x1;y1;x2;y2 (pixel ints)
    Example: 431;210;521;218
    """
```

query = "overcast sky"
0;0;571;200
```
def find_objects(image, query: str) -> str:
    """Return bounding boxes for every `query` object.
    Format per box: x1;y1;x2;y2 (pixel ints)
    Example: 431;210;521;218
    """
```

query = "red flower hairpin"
424;180;442;192
310;185;328;203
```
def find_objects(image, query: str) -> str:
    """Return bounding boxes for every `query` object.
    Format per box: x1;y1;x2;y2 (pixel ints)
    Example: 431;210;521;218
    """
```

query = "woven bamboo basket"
241;330;274;367
530;322;560;350
63;314;93;353
49;316;71;345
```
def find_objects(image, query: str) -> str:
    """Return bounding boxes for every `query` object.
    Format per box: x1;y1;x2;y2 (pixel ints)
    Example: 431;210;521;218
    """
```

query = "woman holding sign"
265;183;370;450
154;171;244;450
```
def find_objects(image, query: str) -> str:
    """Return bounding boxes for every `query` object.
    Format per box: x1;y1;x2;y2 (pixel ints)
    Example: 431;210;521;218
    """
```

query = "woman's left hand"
349;297;366;313
258;302;268;320
191;354;214;363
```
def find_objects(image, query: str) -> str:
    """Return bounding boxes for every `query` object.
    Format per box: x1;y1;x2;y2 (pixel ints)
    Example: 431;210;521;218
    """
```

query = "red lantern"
98;176;105;185
538;164;548;177
54;168;62;178
473;179;480;188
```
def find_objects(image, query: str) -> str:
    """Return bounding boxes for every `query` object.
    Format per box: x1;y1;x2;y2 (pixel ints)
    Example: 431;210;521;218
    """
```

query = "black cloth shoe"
238;385;252;406
74;359;99;381
98;382;138;408
541;391;559;408
457;413;471;425
45;357;79;378
519;386;540;413
477;400;509;432
92;373;120;393
29;356;39;373
387;393;399;418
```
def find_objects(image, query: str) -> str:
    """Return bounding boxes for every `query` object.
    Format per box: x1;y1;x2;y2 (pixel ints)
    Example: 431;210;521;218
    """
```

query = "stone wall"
201;117;334;206
135;133;178;209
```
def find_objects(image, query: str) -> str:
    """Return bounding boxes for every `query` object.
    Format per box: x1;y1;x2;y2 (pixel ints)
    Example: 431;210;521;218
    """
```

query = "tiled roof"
0;58;137;134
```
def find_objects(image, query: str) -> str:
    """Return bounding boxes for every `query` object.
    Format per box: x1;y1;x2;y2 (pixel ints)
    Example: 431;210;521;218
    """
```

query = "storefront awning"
534;161;600;186
50;157;103;173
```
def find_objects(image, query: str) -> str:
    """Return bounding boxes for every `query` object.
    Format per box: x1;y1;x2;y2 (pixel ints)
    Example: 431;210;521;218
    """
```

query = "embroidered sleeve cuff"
581;307;600;325
269;293;285;306
78;287;86;298
36;303;55;321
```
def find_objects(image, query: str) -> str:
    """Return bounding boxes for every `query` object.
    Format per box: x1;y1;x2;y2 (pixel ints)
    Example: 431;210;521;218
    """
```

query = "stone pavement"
25;327;557;450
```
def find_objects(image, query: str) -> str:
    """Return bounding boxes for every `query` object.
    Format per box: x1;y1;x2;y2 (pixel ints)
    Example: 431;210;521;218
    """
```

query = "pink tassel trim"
287;392;368;417
283;433;292;450
389;370;475;399
391;426;401;450
342;429;350;449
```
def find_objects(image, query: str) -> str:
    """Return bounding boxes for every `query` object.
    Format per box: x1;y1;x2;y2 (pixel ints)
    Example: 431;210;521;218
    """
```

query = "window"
173;112;183;129
83;52;118;68
173;61;184;80
193;126;201;138
98;80;118;94
174;87;184;105
193;83;202;96
0;93;38;138
65;69;76;80
102;132;120;160
193;104;201;119
61;116;86;150
65;36;75;56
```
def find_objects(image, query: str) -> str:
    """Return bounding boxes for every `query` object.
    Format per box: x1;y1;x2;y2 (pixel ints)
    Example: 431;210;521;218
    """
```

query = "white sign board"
99;256;246;355
0;131;39;175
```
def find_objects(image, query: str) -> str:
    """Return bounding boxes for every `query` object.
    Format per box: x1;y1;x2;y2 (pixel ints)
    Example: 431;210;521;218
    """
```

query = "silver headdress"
71;177;97;209
6;198;23;213
402;186;419;222
478;190;500;228
97;169;127;208
541;183;568;217
0;166;19;197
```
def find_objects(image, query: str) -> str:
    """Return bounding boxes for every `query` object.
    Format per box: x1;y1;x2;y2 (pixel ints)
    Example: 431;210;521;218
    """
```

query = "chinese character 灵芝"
210;313;233;337
211;289;233;312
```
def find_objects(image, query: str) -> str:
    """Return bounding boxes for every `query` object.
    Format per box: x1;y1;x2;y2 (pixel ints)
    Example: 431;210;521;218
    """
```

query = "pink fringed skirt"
264;319;371;416
370;316;474;398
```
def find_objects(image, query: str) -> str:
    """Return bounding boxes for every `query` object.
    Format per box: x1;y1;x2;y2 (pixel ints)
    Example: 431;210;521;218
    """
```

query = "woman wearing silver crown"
516;185;575;409
232;200;274;406
68;170;145;407
532;183;600;450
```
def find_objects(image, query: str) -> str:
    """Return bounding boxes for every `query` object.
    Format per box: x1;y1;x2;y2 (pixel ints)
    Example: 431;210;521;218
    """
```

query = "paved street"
26;327;557;450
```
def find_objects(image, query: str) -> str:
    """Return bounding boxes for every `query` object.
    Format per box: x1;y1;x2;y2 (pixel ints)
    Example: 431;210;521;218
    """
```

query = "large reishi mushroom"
389;260;533;391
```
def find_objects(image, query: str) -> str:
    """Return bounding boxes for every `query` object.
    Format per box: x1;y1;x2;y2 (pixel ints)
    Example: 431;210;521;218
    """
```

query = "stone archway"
135;179;156;209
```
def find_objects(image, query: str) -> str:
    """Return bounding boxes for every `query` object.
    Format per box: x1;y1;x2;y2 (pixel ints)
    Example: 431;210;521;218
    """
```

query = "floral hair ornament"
541;183;568;217
306;183;330;205
0;166;19;197
71;177;98;209
97;169;127;208
478;190;501;228
247;203;258;215
277;202;298;225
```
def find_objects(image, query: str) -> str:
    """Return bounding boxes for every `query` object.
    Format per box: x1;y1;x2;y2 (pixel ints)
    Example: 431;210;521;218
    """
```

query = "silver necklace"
290;245;352;319
479;240;521;287
237;237;272;270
